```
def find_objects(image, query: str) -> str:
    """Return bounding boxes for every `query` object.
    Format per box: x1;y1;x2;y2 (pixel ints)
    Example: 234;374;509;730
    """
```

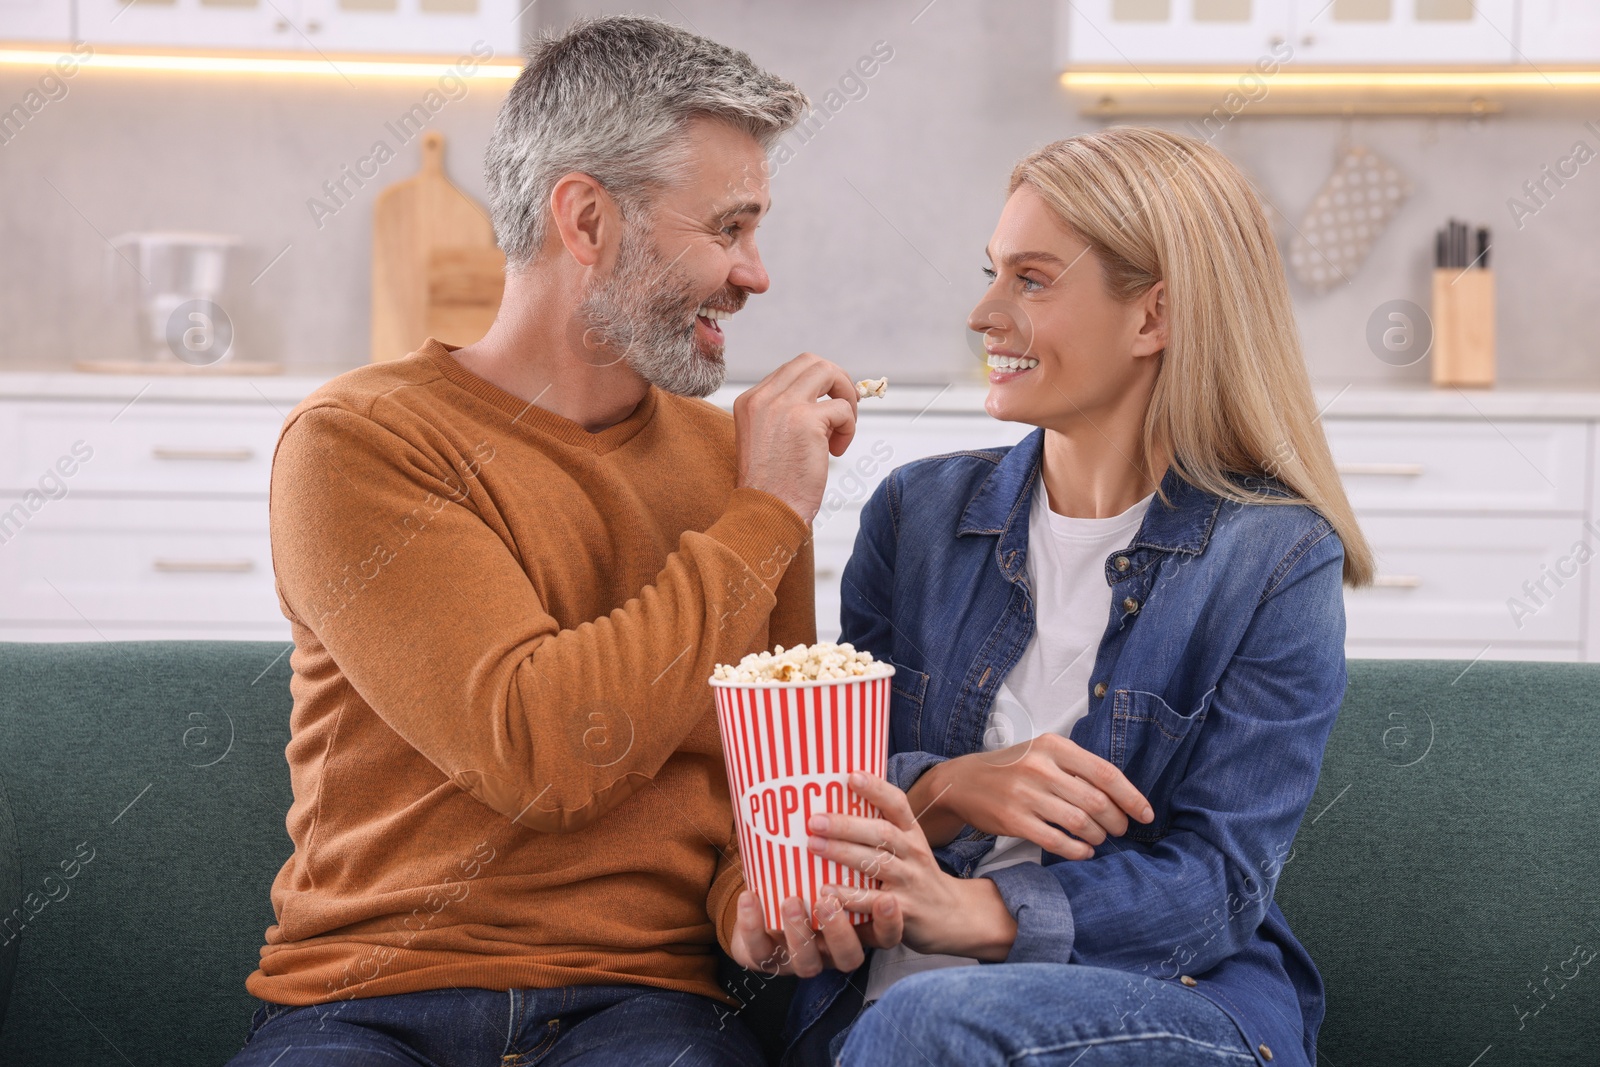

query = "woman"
731;127;1372;1066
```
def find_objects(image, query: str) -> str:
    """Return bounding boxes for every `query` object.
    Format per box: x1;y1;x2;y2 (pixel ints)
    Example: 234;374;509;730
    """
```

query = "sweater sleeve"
268;403;810;835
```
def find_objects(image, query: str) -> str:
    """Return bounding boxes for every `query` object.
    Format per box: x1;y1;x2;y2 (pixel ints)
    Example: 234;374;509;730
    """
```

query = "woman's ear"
548;172;620;269
1132;280;1168;359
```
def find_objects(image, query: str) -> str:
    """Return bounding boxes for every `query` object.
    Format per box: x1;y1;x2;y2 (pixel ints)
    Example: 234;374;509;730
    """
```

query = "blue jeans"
227;984;766;1067
806;964;1257;1066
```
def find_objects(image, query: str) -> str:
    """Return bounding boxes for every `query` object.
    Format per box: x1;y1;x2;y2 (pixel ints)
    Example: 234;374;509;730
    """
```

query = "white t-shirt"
863;478;1152;1002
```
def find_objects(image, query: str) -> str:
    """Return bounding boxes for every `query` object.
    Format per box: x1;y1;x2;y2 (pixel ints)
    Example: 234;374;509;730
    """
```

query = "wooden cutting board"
370;129;505;362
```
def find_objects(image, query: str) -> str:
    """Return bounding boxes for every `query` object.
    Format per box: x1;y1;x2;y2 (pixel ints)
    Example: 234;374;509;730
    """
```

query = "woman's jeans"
227;983;765;1067
791;963;1258;1067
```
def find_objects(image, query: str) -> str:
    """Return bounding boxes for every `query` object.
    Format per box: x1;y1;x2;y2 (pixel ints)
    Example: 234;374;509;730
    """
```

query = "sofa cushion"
0;641;295;1066
1276;659;1600;1066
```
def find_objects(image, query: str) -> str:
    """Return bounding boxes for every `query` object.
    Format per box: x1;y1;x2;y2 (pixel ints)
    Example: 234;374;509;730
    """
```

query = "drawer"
0;400;286;496
819;413;1031;519
1323;419;1588;514
0;497;281;625
1343;514;1592;647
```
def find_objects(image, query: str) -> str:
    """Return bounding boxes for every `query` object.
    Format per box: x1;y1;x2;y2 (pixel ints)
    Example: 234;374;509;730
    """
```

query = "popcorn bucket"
711;671;894;931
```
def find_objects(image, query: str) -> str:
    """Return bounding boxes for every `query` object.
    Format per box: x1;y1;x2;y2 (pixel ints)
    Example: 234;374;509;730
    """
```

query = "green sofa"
0;642;1595;1064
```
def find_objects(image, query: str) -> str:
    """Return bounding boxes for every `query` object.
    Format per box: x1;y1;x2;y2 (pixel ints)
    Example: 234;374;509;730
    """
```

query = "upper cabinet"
71;0;523;56
1059;0;1560;66
0;0;74;41
1060;0;1291;65
1294;0;1517;64
1518;0;1600;62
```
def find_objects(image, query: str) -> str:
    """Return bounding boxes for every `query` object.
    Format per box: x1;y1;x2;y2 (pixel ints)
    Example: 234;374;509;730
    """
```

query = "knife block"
1431;268;1495;388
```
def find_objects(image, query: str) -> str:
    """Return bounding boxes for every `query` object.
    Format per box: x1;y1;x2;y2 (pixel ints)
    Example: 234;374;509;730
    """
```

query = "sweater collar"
423;338;659;455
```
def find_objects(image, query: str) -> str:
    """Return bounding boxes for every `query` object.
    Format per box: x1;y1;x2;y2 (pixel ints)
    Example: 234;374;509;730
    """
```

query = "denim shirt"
785;429;1348;1067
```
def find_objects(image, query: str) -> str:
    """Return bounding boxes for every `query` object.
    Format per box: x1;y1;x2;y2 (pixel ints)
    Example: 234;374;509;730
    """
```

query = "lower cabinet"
0;389;294;642
809;409;1599;663
1;384;1595;662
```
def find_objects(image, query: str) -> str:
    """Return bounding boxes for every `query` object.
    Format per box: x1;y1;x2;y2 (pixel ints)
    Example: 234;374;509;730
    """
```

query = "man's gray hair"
485;16;807;270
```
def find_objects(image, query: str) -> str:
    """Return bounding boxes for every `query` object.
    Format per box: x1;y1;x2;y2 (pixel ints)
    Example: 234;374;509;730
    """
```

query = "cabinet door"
1344;513;1586;650
1517;0;1600;63
300;0;522;57
0;497;281;626
1059;0;1292;66
1291;0;1517;63
0;0;73;41
77;0;305;49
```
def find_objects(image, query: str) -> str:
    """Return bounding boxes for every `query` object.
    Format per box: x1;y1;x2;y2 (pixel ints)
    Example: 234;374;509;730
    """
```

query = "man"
229;16;898;1067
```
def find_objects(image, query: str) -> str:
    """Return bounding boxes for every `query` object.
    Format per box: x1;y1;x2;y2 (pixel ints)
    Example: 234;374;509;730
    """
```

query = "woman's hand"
806;772;1018;961
907;734;1155;858
729;886;902;979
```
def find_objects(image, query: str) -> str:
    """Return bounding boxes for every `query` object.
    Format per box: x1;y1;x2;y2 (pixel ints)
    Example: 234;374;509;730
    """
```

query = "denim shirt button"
1258;1044;1274;1061
1093;681;1108;698
1114;555;1131;571
1122;596;1140;614
1179;974;1198;987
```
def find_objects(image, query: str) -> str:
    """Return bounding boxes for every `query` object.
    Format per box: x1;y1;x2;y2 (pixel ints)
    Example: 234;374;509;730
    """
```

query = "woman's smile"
985;350;1040;384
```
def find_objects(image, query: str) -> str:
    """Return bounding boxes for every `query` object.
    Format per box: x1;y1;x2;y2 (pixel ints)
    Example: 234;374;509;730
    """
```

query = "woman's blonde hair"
1010;126;1374;586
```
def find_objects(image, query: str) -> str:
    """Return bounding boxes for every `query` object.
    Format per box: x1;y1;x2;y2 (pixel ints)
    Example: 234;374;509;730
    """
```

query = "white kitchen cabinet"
1059;0;1521;67
1293;0;1517;64
296;0;520;57
0;0;73;41
1320;419;1587;515
1345;513;1586;653
75;0;520;56
1059;0;1291;66
4;376;1600;664
76;0;295;50
0;400;284;496
779;387;1600;662
1516;0;1600;62
0;378;309;642
0;497;279;627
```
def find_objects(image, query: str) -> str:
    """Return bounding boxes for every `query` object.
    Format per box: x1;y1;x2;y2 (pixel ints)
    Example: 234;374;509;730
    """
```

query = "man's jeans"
796;963;1258;1066
226;984;765;1067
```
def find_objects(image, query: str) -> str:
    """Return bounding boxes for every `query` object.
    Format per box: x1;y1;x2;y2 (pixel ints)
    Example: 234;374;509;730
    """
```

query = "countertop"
6;369;1600;420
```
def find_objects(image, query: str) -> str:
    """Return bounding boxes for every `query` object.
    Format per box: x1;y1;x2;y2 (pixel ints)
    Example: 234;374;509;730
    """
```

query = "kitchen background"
5;0;1600;383
2;0;1600;659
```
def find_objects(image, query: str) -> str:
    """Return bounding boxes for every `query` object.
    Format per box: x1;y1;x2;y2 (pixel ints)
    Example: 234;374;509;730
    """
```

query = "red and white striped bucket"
711;671;893;931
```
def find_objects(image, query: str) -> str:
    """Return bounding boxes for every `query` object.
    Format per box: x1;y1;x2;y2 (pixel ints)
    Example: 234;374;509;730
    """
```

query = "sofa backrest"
0;641;295;1065
1275;659;1600;1066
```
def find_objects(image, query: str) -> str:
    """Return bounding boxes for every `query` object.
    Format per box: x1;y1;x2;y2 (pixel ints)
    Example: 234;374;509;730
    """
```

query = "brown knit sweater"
247;339;815;1007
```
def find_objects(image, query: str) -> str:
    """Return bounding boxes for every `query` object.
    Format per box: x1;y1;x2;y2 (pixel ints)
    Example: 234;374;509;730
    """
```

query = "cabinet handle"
152;447;255;462
815;567;839;580
275;18;289;30
306;18;322;31
1371;574;1421;589
1336;462;1424;477
154;559;256;574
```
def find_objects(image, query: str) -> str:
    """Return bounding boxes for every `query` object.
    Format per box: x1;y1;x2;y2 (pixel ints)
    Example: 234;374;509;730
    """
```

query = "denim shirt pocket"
888;658;929;748
1110;688;1212;841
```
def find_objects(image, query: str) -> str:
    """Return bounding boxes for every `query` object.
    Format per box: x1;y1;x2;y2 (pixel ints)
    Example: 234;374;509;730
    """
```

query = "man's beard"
576;223;732;399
